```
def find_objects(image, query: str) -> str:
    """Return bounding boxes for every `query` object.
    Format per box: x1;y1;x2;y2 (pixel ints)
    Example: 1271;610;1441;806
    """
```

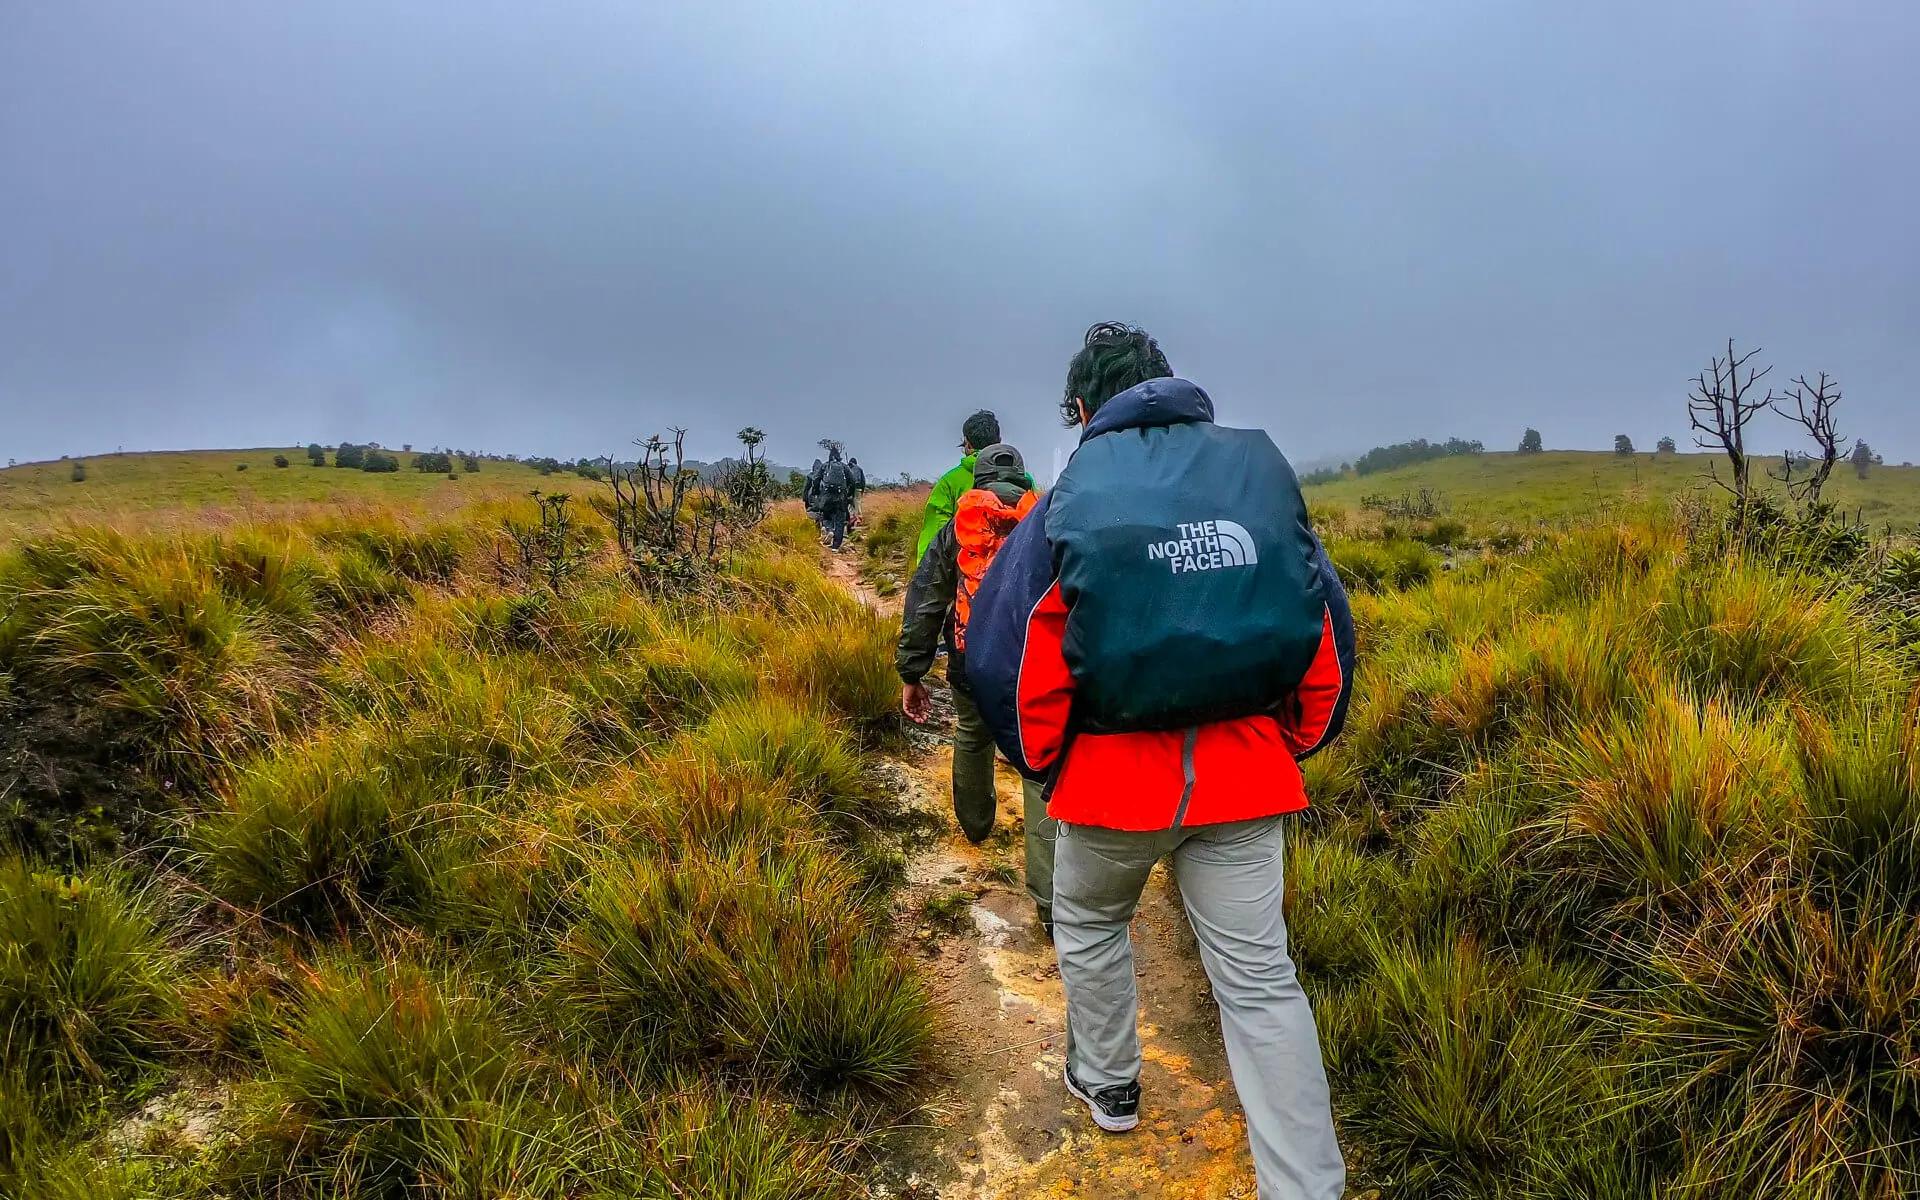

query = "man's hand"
901;681;932;724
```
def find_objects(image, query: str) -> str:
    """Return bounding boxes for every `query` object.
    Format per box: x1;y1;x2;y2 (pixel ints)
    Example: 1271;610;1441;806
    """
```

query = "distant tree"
1770;372;1843;506
1852;439;1876;479
1656;436;1677;454
273;454;290;468
1688;339;1773;526
411;451;452;473
306;442;327;466
361;450;400;473
1351;437;1483;476
573;458;604;481
1519;428;1544;454
69;460;86;483
402;443;413;453
1614;435;1634;456
335;442;366;469
460;452;480;473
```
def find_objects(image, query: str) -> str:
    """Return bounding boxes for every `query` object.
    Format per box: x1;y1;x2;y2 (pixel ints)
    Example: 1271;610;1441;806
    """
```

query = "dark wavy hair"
1062;322;1172;425
962;410;1001;451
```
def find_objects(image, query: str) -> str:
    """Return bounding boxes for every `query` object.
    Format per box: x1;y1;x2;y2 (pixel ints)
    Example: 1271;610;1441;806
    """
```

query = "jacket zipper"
1169;726;1199;829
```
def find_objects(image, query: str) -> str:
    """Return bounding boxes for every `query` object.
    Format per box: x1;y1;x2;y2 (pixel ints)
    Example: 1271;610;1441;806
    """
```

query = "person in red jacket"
965;323;1354;1200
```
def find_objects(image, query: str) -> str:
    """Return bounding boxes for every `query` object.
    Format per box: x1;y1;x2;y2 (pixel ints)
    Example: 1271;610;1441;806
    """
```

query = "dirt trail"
823;549;1260;1199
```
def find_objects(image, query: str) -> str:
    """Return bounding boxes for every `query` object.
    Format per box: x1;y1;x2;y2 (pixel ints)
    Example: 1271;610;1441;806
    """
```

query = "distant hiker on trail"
967;323;1355;1199
808;445;855;550
848;455;868;527
803;456;825;524
895;443;1054;934
915;410;1028;572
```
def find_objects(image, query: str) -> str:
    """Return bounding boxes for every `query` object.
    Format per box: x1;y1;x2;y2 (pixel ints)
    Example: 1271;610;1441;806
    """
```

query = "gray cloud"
3;2;1916;476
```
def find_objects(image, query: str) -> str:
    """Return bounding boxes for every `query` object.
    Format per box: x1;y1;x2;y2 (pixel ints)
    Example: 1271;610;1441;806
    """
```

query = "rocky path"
822;549;1261;1199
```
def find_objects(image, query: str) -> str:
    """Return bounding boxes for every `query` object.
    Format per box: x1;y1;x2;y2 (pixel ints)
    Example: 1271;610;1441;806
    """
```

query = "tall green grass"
1305;515;1920;1197
1;499;922;1193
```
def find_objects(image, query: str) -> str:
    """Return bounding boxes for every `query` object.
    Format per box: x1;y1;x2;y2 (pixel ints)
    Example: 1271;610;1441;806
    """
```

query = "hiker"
915;409;1007;571
808;446;855;550
895;443;1054;935
803;456;824;526
848;455;868;528
967;323;1354;1199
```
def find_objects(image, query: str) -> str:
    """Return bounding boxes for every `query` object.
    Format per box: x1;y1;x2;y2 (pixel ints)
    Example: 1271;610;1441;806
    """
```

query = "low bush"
0;860;180;1110
1329;536;1440;592
547;847;929;1095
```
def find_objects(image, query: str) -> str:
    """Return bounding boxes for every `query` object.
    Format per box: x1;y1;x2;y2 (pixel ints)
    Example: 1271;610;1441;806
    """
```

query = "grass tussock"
0;495;921;1193
1308;511;1920;1196
547;847;930;1095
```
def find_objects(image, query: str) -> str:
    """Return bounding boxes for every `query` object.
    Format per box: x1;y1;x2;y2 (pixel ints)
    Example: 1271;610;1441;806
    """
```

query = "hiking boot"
1063;1066;1140;1133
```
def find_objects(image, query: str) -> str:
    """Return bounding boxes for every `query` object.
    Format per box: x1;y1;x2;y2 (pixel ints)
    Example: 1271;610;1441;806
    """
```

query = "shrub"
677;695;867;818
1620;880;1920;1198
761;606;899;735
632;1085;852;1199
334;442;366;469
362;450;400;473
67;461;84;483
306;443;326;466
196;730;469;929
1647;563;1875;707
1325;936;1613;1197
1540;690;1798;906
547;847;929;1095
16;536;298;778
260;958;532;1193
273;454;289;468
1330;537;1440;592
0;860;180;1102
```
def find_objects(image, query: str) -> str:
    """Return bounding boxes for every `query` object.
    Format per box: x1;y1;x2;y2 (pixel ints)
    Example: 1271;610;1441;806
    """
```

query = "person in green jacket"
914;410;1003;571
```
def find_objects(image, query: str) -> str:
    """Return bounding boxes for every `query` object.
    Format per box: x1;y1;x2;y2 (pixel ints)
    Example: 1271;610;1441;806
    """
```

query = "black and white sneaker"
1063;1065;1140;1133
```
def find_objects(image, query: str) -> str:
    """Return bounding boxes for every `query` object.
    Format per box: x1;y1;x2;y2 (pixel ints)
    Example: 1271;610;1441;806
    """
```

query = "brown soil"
822;546;1260;1199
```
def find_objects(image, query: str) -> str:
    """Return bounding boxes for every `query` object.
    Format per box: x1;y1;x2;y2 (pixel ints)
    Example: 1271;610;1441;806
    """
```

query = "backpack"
952;488;1037;652
819;460;851;503
849;463;866;491
1048;422;1326;733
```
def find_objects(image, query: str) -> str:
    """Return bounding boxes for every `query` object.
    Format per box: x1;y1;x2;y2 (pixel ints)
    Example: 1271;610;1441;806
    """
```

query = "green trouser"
951;682;1057;917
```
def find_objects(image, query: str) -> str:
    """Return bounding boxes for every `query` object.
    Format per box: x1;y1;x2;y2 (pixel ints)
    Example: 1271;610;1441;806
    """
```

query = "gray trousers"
952;684;1056;914
1053;816;1345;1200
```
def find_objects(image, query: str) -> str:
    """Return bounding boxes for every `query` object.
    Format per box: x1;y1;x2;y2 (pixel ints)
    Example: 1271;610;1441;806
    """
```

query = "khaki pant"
951;683;1055;917
1053;816;1345;1200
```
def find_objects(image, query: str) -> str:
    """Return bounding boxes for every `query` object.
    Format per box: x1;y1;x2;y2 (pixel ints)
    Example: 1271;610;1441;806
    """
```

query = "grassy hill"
1303;450;1920;530
0;449;590;538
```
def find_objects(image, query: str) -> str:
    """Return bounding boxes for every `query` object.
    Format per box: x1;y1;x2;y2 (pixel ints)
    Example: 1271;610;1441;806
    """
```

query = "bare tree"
1770;372;1842;506
1687;339;1773;527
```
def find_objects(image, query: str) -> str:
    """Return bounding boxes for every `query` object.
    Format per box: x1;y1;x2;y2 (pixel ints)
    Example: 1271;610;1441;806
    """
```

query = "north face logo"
1146;520;1260;574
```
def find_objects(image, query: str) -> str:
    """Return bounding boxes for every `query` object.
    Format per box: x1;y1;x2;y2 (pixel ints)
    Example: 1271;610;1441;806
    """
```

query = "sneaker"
1063;1066;1140;1133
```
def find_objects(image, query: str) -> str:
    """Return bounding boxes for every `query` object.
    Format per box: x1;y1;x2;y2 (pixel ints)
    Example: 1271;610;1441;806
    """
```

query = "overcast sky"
3;3;1916;477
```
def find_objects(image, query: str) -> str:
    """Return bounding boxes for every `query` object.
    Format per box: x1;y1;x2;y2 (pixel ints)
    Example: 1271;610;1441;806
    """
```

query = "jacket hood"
971;442;1028;490
1080;377;1215;442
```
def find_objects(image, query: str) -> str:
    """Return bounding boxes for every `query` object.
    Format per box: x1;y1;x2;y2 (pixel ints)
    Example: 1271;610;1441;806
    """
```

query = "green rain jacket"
915;454;1034;570
913;455;978;571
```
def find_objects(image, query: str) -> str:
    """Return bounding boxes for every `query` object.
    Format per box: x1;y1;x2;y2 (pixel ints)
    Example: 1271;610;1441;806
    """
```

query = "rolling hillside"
0;449;582;537
1302;450;1920;530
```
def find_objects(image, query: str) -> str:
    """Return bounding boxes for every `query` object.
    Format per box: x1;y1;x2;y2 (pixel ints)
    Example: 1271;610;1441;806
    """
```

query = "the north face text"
1146;519;1260;574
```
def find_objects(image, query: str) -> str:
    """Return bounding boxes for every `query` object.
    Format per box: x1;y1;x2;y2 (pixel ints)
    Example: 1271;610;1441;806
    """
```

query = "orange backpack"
952;487;1039;652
